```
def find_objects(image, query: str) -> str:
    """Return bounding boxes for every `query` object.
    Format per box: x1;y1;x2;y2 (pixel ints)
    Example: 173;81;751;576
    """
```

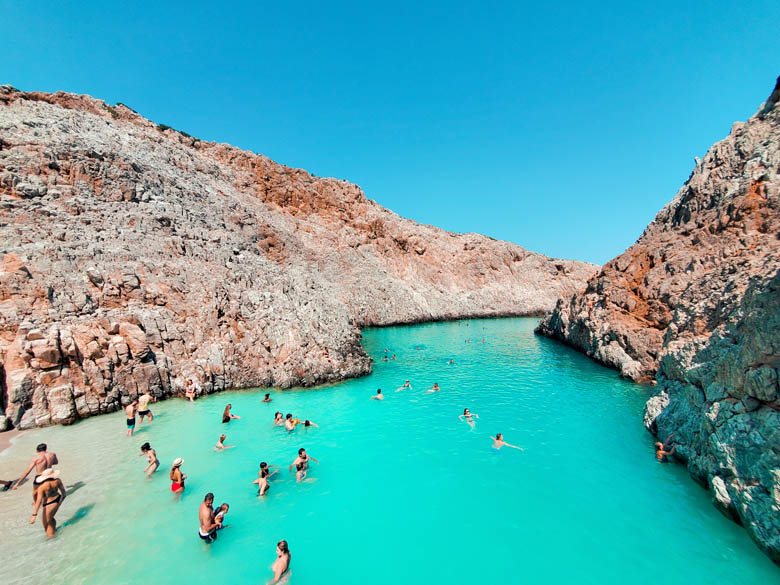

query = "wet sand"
0;428;19;456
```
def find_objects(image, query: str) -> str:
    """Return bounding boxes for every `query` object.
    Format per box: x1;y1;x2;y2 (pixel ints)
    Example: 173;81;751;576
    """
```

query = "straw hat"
34;468;60;483
172;458;184;467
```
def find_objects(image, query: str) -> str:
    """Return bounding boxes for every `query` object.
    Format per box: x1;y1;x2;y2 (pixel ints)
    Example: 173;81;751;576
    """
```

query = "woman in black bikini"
30;468;66;539
222;404;240;424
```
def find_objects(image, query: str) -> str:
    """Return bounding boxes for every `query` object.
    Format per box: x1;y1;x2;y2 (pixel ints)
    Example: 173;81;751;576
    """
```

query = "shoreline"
0;427;20;456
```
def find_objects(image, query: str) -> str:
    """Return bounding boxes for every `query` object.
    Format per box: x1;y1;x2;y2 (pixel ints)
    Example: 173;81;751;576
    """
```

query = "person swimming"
274;412;284;426
370;389;384;400
262;393;272;402
254;462;279;496
215;434;235;450
459;408;479;428
491;433;523;451
285;414;301;431
395;380;412;392
222;404;240;423
170;458;186;494
139;442;159;477
426;383;441;393
655;433;676;462
268;539;291;584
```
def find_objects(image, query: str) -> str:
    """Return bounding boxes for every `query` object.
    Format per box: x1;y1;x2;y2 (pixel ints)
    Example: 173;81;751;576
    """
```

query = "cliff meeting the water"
0;85;596;431
536;78;780;561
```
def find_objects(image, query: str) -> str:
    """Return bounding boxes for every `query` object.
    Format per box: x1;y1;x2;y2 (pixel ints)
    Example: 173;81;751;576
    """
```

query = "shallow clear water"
0;318;777;585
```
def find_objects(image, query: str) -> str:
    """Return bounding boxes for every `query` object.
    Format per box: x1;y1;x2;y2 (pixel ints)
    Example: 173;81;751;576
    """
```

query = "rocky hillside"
537;78;780;562
0;85;596;430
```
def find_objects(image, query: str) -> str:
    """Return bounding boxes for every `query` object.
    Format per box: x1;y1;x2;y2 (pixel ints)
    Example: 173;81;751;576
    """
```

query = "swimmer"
268;539;291;584
12;443;58;499
459;408;479;428
284;414;301;431
371;389;384;400
262;393;273;403
391;354;397;360
222;404;240;423
125;400;138;436
30;469;66;539
395;380;412;392
655;434;676;462
273;412;284;426
139;442;159;478
215;434;235;450
466;338;471;344
381;356;389;362
215;503;229;528
198;492;218;543
295;462;307;482
137;390;154;424
426;383;441;393
254;462;279;496
301;420;319;428
289;448;318;473
448;359;455;365
170;458;186;495
491;433;524;451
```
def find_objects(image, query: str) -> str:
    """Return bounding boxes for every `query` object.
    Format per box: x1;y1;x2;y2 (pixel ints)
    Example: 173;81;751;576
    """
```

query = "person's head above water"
277;539;290;556
260;461;267;469
36;443;47;452
464;409;470;415
141;442;151;452
496;433;503;440
219;503;229;513
298;448;306;455
377;389;382;394
265;393;270;398
286;413;292;420
204;492;214;503
219;434;226;441
654;442;663;449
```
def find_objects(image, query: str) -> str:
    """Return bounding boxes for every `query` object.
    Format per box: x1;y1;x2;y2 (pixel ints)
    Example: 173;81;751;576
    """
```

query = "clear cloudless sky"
2;1;778;264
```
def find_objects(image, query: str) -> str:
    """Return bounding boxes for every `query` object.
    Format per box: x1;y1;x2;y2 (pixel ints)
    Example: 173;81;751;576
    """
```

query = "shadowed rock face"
538;77;780;562
0;85;596;430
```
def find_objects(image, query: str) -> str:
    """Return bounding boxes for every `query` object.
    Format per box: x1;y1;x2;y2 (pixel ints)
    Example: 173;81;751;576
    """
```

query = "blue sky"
2;1;778;264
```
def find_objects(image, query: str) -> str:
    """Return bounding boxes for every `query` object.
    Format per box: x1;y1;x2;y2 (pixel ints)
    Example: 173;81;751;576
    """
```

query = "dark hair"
275;411;281;417
141;442;151;451
496;433;503;440
377;389;382;393
205;492;214;502
260;462;267;468
219;503;229;511
298;448;305;455
463;409;469;414
219;434;226;440
36;443;47;452
278;539;290;557
286;414;292;419
265;393;270;398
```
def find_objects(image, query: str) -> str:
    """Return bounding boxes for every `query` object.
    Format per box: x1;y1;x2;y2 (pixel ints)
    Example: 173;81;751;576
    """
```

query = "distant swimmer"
30;469;66;539
137;390;155;424
215;503;229;529
655;434;676;462
426;383;441;394
198;492;218;543
215;434;235;450
459;408;479;428
448;359;455;365
170;458;186;495
222;404;240;423
391;354;397;360
371;389;384;400
395;380;412;392
491;434;524;451
125;400;138;437
254;462;278;496
139;443;159;478
12;443;58;498
268;539;291;584
466;338;471;344
274;412;284;426
480;338;486;343
285;414;301;431
262;393;273;403
381;356;389;362
301;419;319;428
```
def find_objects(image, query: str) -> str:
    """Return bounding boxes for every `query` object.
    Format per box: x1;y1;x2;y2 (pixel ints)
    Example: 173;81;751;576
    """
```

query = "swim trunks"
127;418;136;427
199;528;217;543
138;410;150;416
171;482;183;492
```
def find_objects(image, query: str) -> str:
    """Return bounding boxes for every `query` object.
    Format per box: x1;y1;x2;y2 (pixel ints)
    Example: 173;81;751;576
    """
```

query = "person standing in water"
426;383;441;393
198;492;218;543
273;412;284;426
29;468;66;539
170;458;186;495
125;400;138;436
284;414;301;431
139;443;159;478
137;390;154;424
12;443;58;498
215;503;229;529
655;434;676;462
491;434;523;451
395;380;412;392
371;389;384;400
289;448;318;473
459;408;479;429
215;434;235;450
268;540;291;584
222;404;240;423
262;393;272;402
254;462;278;496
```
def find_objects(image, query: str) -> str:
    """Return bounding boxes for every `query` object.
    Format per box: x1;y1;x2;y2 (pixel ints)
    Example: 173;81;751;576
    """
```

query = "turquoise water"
0;318;777;585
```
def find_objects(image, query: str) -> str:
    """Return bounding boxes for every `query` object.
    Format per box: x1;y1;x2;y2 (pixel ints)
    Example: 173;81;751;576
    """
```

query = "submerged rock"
539;77;780;563
0;86;596;431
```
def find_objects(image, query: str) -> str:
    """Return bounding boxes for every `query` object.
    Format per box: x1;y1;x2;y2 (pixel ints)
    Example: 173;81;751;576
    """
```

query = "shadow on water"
65;481;86;497
60;503;94;528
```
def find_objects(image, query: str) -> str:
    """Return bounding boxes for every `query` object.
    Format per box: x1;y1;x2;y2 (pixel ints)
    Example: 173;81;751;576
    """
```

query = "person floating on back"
459;408;479;429
396;380;412;392
491;433;523;451
655;434;676;462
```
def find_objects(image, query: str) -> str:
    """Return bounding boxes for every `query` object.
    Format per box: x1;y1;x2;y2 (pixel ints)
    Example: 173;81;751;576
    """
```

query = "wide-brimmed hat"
34;468;60;483
172;457;184;467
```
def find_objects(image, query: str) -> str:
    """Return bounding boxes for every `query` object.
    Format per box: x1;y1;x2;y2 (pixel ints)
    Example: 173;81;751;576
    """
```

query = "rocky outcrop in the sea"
537;78;780;562
0;85;596;430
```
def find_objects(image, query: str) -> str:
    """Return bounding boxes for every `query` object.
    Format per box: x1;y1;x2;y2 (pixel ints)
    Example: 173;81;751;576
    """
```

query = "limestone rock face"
538;77;780;562
0;85;595;430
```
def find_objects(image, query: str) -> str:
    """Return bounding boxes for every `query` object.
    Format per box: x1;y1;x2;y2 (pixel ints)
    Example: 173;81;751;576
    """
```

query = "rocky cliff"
537;78;780;561
0;85;596;430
